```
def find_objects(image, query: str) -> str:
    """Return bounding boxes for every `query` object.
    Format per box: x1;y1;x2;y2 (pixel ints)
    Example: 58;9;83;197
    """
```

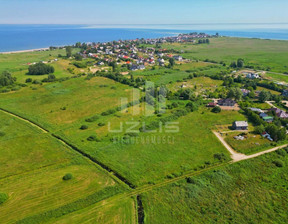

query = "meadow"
0;48;84;83
1;37;288;223
63;107;246;186
0;76;134;131
50;197;136;224
142;149;288;224
162;37;288;73
0;111;127;223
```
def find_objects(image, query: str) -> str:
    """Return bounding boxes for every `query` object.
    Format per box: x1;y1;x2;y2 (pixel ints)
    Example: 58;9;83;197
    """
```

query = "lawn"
162;37;288;73
142;149;288;224
0;110;126;223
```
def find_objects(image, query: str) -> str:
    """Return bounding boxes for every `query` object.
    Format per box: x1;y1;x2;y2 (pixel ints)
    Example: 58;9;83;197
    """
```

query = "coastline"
0;47;50;54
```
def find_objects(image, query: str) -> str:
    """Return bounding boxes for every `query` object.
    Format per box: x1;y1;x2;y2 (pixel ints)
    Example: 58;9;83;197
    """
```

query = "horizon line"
1;22;288;25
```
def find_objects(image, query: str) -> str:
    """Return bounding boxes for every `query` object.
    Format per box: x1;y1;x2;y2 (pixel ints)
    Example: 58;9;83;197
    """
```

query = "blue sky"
0;0;288;24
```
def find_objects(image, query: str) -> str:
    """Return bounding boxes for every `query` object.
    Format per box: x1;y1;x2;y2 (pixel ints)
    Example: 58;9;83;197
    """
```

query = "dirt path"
212;131;247;162
266;101;276;108
0;108;48;133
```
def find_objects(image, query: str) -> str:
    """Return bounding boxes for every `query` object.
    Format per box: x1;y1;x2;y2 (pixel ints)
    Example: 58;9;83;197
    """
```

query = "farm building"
232;121;248;130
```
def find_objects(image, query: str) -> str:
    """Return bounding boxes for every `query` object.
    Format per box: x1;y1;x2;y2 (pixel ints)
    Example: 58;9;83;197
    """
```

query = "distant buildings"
246;73;260;79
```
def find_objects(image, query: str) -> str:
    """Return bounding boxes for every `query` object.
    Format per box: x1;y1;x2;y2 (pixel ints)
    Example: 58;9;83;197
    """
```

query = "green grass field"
167;76;223;93
0;76;134;131
264;72;288;83
1;37;288;223
64;108;245;186
0;111;126;223
162;37;288;73
142;150;288;224
50;197;136;224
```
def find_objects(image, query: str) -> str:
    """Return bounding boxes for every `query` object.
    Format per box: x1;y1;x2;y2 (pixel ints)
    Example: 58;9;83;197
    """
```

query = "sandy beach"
0;48;50;54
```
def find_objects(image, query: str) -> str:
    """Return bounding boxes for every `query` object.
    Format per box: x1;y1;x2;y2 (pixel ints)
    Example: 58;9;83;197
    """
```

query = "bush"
32;80;41;84
214;153;226;161
186;177;196;184
98;122;105;127
276;149;287;157
25;78;32;83
0;131;5;137
0;71;16;87
87;135;100;142
273;160;284;167
211;106;221;113
62;173;73;181
101;109;116;116
73;62;87;68
80;125;88;130
28;62;54;75
0;192;8;204
85;115;99;122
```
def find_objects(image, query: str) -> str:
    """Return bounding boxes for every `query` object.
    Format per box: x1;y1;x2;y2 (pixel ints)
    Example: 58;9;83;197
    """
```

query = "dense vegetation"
143;150;288;224
0;71;16;87
27;62;54;75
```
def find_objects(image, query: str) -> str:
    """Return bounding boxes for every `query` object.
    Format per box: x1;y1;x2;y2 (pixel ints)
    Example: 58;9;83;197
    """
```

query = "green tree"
0;71;16;87
254;125;265;134
237;58;244;68
66;46;72;58
74;54;82;61
211;106;221;113
28;63;54;75
230;61;237;68
259;91;272;103
227;87;242;101
169;58;175;67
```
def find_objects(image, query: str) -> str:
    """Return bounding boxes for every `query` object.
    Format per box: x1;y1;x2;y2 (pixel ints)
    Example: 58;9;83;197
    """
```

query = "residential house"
138;65;145;70
217;98;236;107
241;89;250;96
248;107;264;113
232;121;248;130
207;102;217;107
174;55;183;61
246;73;260;79
282;89;288;97
268;107;288;119
262;116;274;123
